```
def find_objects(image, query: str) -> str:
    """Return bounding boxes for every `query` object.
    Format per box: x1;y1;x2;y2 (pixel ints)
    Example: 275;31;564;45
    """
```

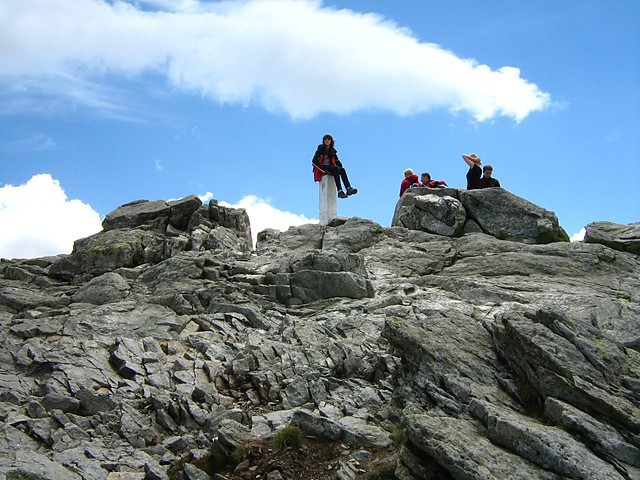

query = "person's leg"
339;168;351;190
340;168;357;195
323;165;344;191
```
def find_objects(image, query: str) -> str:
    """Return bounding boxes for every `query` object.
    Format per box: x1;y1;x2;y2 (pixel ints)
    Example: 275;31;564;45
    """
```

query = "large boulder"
102;199;172;232
393;187;569;244
49;228;167;281
460;188;569;243
584;221;640;255
393;193;466;237
102;195;205;233
71;271;131;305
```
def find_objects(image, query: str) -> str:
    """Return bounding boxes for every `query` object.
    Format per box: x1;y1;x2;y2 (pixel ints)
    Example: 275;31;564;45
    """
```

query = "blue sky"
1;0;639;259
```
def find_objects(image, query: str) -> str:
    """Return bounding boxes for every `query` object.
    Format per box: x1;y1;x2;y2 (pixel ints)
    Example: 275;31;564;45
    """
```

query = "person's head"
322;134;334;150
483;165;494;177
404;168;415;178
421;172;431;182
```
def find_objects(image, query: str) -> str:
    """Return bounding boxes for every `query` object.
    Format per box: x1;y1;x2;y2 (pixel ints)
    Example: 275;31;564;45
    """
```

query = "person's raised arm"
462;154;474;168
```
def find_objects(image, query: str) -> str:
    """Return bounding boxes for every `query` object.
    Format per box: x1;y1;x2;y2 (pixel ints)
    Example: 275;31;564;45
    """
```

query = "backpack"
408;179;420;188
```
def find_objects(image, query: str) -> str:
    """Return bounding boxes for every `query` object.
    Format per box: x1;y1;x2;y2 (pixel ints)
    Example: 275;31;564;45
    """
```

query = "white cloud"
219;195;316;246
198;191;215;203
570;228;585;242
0;174;103;259
0;0;550;121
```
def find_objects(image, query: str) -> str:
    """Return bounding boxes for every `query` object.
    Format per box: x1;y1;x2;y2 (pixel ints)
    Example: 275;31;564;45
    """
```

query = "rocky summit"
0;189;639;480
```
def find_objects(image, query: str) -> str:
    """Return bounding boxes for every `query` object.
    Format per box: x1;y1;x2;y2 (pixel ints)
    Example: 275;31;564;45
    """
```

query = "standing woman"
312;134;357;198
462;153;482;190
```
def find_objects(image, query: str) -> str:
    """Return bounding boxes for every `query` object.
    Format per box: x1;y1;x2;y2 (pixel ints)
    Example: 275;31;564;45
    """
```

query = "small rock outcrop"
585;220;640;255
48;195;253;282
0;193;638;479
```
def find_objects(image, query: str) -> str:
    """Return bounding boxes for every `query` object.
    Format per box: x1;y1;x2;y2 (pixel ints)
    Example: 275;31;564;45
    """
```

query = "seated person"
312;134;357;198
479;164;501;188
399;168;421;197
421;172;448;188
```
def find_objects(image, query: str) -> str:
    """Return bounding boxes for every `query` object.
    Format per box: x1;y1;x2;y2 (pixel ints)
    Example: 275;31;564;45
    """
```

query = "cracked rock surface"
0;192;639;479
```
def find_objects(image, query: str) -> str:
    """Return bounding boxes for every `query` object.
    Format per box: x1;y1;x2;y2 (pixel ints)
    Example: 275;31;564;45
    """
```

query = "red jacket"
426;180;448;188
399;174;421;197
312;145;340;182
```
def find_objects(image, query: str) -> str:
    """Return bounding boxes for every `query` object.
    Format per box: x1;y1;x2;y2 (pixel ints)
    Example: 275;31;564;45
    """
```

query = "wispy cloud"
0;73;149;122
0;134;56;153
604;130;623;143
0;0;551;121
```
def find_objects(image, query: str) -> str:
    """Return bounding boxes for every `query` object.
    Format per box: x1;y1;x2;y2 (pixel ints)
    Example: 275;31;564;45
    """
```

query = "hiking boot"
338;190;348;199
347;187;358;196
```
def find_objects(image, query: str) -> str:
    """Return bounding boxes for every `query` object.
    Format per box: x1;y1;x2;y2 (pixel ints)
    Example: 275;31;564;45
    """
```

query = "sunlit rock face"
0;194;638;479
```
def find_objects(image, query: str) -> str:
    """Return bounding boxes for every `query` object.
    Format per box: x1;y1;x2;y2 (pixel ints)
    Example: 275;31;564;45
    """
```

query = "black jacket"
312;145;342;168
479;177;501;188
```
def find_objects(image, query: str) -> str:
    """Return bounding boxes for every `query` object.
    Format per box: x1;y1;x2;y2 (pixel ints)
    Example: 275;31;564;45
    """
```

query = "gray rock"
0;284;70;312
71;271;130;304
216;418;252;449
292;409;343;440
322;217;386;253
545;397;640;468
290;270;373;303
109;337;147;379
460;187;569;243
393;194;467;236
409;413;567;479
210;203;253;250
584;220;640;255
75;387;118;416
473;399;624;478
49;197;253;282
49;228;167;281
1;451;83;479
42;392;81;414
168;195;203;231
281;376;310;408
206;303;272;330
256;224;324;252
393;187;570;243
183;462;212;480
0;193;638;480
266;470;285;480
338;416;392;448
50;444;110;479
102;199;171;232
